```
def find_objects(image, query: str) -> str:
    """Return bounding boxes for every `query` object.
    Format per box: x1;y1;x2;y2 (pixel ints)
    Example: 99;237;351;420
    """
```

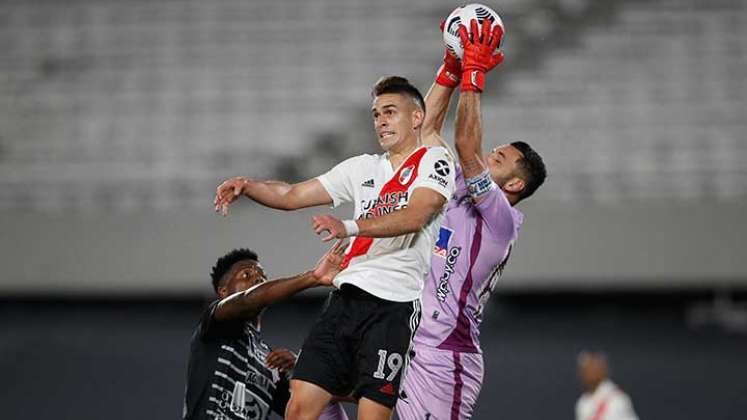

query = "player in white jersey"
576;352;639;420
213;77;455;420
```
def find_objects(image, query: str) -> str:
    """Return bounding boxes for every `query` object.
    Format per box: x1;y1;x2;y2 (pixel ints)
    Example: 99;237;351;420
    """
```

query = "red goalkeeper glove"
435;20;462;89
458;18;505;92
435;50;462;89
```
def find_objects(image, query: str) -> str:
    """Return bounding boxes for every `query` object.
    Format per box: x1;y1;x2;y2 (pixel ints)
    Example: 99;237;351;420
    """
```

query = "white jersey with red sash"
576;380;639;420
317;146;456;302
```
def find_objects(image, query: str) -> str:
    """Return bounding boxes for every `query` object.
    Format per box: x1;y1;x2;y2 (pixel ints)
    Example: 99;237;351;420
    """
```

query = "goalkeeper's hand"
435;20;463;89
458;18;505;92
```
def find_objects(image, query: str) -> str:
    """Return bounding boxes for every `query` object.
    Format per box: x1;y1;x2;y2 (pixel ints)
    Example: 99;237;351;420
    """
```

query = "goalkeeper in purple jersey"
396;19;547;420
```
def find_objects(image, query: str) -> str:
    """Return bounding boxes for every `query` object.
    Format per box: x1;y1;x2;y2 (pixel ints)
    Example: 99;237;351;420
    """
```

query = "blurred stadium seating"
2;2;747;419
1;0;744;210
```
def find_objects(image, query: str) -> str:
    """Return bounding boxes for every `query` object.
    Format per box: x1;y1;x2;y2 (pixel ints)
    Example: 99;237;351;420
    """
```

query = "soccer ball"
443;3;505;59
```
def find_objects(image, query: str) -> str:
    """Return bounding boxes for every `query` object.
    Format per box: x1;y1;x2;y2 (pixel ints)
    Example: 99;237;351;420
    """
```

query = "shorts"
292;284;421;408
396;345;484;420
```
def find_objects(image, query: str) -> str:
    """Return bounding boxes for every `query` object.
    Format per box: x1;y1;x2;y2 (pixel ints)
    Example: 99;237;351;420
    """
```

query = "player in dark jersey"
183;243;349;420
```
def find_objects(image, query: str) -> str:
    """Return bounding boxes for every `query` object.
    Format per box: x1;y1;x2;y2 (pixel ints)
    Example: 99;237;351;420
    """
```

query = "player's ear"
412;107;424;130
217;284;229;299
504;177;525;194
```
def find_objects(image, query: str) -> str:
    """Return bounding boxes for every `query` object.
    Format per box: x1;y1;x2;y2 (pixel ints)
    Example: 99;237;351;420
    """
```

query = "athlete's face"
577;353;608;392
486;144;526;197
218;260;267;299
371;93;424;152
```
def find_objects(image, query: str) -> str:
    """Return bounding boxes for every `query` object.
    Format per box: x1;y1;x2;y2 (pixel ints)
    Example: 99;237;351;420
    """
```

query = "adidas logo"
361;179;375;188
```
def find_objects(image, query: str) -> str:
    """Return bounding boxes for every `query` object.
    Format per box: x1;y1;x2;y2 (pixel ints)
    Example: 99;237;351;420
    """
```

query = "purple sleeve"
470;177;517;238
453;165;469;198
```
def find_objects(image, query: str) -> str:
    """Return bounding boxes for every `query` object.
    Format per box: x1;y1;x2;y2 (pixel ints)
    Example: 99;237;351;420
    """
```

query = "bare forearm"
455;92;485;176
355;207;433;238
242;180;296;210
215;272;319;321
423;82;455;138
356;197;446;238
244;178;332;211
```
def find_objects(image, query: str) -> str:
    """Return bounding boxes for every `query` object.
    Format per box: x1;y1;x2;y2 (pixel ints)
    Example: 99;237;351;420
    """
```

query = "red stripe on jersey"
340;147;429;269
591;395;612;420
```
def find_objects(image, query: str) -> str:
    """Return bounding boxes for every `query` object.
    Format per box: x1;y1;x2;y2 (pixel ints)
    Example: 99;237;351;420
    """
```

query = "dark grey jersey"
183;301;289;420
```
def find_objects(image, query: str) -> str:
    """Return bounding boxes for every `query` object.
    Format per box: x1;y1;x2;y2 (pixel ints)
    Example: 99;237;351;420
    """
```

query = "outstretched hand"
213;177;250;216
435;19;463;88
312;239;349;286
458;18;505;92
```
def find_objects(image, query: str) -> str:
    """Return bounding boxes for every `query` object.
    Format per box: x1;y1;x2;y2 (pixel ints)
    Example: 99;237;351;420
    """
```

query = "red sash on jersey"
590;394;612;420
339;147;429;269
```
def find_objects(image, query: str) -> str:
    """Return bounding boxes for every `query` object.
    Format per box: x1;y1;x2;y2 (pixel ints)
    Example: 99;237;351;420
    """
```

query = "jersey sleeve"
469;171;521;238
410;146;456;200
452;164;469;198
316;155;365;208
198;300;244;341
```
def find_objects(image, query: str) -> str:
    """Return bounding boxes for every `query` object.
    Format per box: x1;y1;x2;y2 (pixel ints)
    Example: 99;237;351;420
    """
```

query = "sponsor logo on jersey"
428;173;448;188
361;191;409;217
361;178;375;188
433;227;453;257
437;246;461;302
399;165;415;185
434;159;451;176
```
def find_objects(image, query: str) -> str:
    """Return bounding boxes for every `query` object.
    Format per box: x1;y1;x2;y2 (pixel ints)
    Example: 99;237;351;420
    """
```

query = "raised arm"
421;24;462;149
454;91;486;178
422;82;455;150
455;19;504;178
214;177;332;215
213;271;317;321
213;240;347;321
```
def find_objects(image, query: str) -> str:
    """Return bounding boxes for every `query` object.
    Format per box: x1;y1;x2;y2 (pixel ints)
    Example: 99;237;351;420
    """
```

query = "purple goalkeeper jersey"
414;165;523;353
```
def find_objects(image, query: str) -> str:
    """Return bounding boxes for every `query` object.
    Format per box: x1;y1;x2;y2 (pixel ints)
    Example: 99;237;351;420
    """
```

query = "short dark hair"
371;76;426;114
510;141;547;201
210;248;259;292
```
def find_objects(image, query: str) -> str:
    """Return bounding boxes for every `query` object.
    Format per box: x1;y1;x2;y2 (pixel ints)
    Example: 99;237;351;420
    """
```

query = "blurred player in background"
576;351;639;420
183;243;349;420
213;77;455;420
396;18;547;420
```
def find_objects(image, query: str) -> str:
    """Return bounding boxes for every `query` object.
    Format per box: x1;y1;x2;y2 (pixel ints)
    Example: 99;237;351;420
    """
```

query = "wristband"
466;170;496;199
435;65;460;89
342;219;360;237
461;70;485;92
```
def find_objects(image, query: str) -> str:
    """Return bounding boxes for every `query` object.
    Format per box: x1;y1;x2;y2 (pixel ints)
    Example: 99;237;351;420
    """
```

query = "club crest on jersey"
433;227;453;257
399;165;415;185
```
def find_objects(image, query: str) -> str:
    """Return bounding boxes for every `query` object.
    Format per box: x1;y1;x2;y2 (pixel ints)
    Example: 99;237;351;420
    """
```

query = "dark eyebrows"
372;103;398;113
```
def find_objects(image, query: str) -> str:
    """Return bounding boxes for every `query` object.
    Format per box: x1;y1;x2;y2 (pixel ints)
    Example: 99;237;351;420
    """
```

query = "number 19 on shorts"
373;350;403;381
